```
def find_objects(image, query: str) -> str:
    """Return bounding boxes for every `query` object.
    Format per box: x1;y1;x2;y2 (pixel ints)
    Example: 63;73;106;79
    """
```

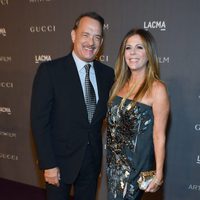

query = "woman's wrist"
153;176;163;186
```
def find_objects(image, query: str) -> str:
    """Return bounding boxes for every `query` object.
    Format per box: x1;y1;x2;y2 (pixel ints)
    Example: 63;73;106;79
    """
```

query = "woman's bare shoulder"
152;80;168;94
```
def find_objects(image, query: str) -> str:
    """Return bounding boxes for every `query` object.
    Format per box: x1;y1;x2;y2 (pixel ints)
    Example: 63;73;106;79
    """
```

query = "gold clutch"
137;170;156;190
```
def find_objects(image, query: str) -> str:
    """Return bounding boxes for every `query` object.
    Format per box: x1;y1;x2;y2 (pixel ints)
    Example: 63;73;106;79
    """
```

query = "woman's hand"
145;176;163;193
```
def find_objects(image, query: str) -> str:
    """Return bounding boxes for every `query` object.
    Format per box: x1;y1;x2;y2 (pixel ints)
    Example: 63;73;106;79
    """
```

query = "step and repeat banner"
0;0;200;199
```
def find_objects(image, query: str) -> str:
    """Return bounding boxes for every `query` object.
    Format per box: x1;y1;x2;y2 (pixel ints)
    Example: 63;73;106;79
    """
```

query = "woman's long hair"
108;28;160;105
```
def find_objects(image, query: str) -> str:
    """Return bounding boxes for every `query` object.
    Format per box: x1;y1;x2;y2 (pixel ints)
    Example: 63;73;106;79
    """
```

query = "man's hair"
73;11;104;34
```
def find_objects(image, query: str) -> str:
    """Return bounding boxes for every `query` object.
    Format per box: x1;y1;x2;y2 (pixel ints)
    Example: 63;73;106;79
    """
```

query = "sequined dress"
106;96;154;200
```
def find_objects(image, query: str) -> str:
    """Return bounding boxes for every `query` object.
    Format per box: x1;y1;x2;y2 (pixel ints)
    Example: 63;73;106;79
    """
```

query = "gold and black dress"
106;96;154;200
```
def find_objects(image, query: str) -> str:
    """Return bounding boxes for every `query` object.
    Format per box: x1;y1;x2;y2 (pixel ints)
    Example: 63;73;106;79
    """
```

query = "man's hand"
44;167;60;187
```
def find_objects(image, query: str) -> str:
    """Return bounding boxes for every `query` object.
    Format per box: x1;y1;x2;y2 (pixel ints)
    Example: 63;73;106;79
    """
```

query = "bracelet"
153;177;163;186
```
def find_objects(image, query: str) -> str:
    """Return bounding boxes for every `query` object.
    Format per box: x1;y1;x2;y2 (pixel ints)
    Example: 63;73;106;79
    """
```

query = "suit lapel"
64;54;89;122
65;55;107;125
92;61;105;122
94;62;103;105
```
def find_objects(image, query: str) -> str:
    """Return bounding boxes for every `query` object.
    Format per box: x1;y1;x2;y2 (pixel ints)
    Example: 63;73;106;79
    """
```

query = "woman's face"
124;34;148;73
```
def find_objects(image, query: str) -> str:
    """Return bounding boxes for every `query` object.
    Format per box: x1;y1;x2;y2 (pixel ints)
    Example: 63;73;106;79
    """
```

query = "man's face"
71;16;103;62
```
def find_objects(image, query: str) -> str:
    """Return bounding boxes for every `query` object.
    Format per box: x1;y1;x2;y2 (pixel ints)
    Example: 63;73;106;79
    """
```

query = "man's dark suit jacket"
31;53;114;183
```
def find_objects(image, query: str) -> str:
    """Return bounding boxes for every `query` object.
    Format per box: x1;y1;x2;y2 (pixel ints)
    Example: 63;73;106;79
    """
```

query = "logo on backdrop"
158;56;170;64
0;56;12;62
30;25;56;33
0;28;6;36
197;155;200;164
0;82;14;88
144;21;166;31
0;0;8;5
188;184;200;191
29;0;51;2
98;55;109;63
0;130;16;138
35;55;52;64
195;124;200;131
0;153;18;161
104;24;109;31
0;107;11;115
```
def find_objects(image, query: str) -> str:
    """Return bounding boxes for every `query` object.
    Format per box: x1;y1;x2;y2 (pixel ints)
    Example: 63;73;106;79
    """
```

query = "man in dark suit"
31;12;114;200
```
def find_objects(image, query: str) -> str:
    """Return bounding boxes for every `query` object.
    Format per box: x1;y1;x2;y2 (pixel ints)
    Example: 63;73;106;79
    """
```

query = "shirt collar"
72;51;94;73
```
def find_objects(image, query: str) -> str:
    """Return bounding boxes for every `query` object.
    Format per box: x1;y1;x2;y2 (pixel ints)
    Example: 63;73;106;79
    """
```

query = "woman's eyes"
125;46;131;50
136;45;144;49
137;45;144;49
125;45;144;50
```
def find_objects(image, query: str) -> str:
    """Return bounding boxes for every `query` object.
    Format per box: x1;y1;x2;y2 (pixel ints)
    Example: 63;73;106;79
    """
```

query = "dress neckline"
116;95;152;109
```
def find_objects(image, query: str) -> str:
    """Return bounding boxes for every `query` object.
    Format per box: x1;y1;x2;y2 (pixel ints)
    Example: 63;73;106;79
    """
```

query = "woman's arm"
146;81;170;192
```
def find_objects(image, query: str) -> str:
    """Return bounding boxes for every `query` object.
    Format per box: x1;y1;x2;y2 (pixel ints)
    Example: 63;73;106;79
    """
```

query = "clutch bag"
137;170;156;190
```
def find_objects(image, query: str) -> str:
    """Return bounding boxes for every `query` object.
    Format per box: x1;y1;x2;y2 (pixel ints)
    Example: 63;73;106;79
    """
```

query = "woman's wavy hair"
108;28;160;104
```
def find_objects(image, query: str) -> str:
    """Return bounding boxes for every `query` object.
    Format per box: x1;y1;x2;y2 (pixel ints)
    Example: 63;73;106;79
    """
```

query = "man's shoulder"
38;53;73;70
44;54;72;66
94;60;113;73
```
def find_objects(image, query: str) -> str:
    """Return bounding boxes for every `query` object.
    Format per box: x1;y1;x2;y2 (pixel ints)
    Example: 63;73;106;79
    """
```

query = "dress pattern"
106;96;154;200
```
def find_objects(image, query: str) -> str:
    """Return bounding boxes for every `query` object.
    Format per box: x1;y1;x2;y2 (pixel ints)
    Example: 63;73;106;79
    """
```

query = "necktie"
84;64;96;123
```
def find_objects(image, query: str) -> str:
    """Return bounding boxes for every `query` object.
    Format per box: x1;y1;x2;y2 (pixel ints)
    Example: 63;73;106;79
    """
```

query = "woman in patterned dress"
106;29;170;200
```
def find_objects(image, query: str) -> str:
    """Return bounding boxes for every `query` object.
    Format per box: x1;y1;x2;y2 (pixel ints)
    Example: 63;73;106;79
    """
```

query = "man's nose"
88;37;95;45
